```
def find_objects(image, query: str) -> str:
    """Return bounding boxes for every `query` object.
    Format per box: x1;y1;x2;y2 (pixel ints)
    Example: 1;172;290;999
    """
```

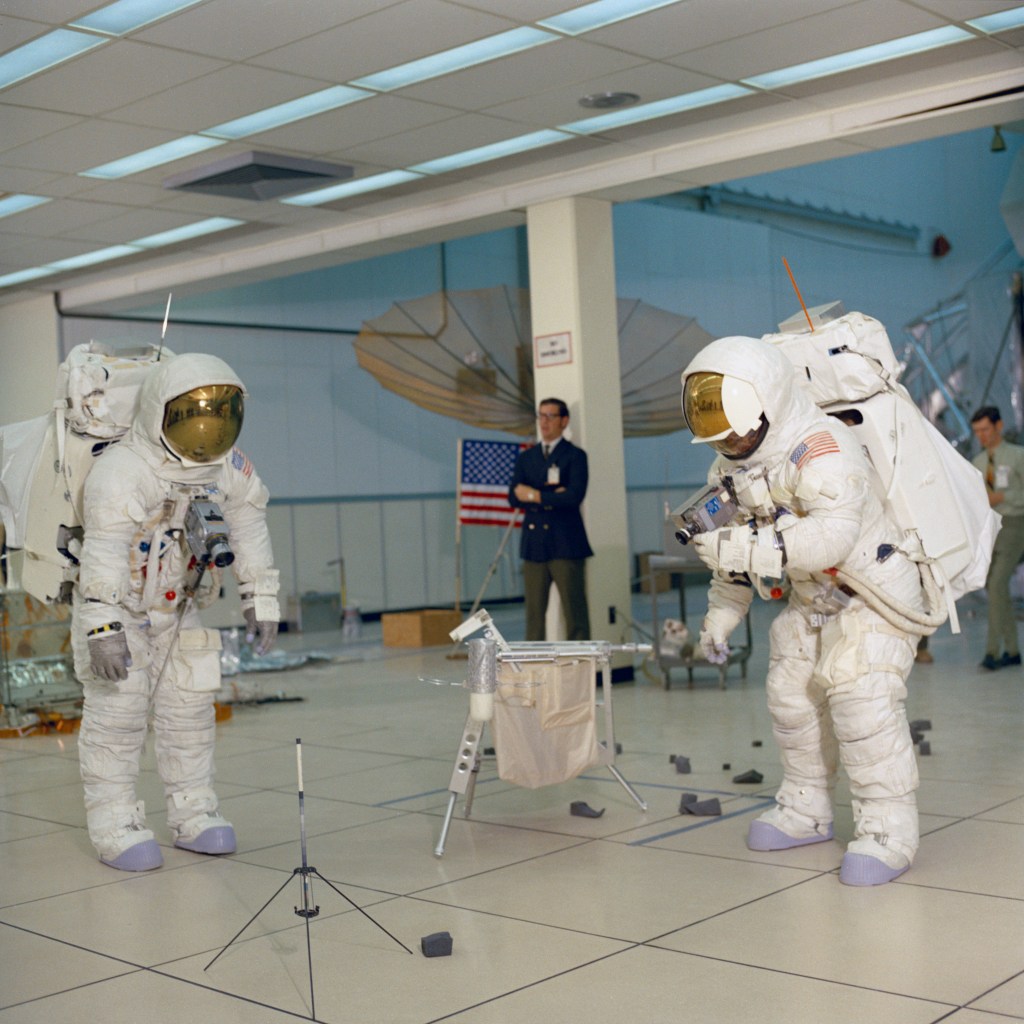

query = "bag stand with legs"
434;610;650;858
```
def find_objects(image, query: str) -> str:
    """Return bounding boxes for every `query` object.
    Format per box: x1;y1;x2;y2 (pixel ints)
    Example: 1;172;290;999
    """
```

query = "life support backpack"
0;342;168;603
761;307;998;633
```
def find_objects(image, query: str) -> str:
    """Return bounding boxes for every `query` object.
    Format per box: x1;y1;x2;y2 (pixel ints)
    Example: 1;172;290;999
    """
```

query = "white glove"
698;604;745;665
693;524;783;578
242;605;278;656
87;624;132;681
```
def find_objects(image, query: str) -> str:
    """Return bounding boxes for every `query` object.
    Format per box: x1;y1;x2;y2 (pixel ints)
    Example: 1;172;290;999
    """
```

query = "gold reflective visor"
162;384;243;463
683;372;731;440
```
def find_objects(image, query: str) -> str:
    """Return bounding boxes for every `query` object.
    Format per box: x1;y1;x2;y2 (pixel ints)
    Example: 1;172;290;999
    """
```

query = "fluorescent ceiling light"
350;27;557;91
409;130;571;174
0;194;52;219
282;170;423;206
0;267;56;288
0;29;106;90
742;25;973;90
47;245;142;271
0;213;249;289
967;5;1024;34
539;0;681;35
204;86;371;139
80;135;225;179
70;0;205;36
561;83;751;133
132;216;244;248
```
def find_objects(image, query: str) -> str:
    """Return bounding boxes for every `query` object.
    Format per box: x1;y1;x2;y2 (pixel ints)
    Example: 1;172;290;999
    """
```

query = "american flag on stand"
458;439;527;527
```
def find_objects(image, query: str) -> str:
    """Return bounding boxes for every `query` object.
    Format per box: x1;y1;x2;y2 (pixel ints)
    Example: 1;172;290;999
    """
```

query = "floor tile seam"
0;808;79;827
405;835;596;897
419;943;644;1024
0;918;153;977
963;966;1024;1016
123;963;314;1020
409;801;636;843
641;870;831;941
628;798;775;845
226;857;412;902
894;877;1024;903
634;944;963;1009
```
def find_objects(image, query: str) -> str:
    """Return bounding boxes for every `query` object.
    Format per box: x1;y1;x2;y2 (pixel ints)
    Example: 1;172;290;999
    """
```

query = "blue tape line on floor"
374;776;501;806
629;798;775;846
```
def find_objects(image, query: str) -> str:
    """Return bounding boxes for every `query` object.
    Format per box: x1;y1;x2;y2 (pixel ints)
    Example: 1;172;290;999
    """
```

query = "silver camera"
184;499;234;568
670;479;739;545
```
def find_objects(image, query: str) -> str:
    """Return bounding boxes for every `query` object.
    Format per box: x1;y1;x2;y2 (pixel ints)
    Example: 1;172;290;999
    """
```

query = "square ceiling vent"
163;151;353;201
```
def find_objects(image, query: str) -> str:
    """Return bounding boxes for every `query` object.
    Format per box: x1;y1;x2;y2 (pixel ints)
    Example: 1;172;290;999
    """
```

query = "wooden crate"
381;609;462;647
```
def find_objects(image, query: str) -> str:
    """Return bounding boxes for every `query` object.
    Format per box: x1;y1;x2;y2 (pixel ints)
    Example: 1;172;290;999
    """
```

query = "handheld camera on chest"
184;499;234;569
671;479;739;545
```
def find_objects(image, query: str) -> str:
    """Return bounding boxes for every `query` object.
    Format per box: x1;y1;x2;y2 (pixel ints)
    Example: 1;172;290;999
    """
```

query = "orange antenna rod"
782;257;814;332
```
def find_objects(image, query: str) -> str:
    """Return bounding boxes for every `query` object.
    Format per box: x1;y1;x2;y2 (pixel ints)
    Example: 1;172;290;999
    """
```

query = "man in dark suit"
509;397;593;640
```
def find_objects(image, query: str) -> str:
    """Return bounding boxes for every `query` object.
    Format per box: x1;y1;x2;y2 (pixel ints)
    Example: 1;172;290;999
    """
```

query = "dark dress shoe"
980;654;1000;670
999;652;1022;667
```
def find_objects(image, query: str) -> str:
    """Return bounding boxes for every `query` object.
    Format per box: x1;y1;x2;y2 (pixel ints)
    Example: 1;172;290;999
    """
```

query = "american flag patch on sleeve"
789;431;840;469
230;447;253;477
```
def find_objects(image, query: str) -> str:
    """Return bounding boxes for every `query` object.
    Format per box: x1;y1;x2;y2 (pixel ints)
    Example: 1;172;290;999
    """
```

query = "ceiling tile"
1;1;102;20
250;0;518;80
483;62;719;128
217;94;461;157
132;0;400;59
1;197;140;237
450;0;570;20
106;65;336;133
0;40;225;116
669;0;948;79
581;0;858;60
58;207;226;245
0;105;82;153
0;14;55;48
340;112;547;168
0;120;184;174
395;38;643;110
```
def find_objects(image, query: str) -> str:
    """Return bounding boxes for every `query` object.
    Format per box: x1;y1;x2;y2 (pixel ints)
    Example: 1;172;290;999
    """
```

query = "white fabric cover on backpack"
762;311;997;610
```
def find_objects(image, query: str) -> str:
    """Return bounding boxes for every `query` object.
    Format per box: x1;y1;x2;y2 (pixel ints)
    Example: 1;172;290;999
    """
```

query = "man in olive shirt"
971;406;1024;669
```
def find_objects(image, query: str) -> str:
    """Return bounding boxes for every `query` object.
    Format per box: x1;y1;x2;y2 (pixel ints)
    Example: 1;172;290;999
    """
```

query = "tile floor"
1;596;1022;1023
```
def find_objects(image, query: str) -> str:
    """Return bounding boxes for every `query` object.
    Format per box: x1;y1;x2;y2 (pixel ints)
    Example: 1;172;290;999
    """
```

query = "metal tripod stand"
205;738;412;1021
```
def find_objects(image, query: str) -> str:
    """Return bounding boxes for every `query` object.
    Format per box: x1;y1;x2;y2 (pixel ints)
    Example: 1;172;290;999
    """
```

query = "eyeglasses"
537;412;565;421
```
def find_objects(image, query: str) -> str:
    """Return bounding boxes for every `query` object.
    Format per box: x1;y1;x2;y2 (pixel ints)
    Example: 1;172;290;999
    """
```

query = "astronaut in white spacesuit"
71;353;279;871
680;336;927;886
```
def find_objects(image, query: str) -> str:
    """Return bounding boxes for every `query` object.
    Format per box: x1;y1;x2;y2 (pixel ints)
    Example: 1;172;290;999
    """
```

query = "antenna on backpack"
782;258;814;333
157;293;172;360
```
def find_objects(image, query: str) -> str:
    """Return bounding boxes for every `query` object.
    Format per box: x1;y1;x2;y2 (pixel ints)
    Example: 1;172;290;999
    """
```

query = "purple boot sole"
747;820;834;851
839;852;908;886
175;825;236;855
100;839;163;872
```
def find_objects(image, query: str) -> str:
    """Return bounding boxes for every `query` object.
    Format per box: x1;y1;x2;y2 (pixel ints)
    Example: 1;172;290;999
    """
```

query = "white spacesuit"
71;353;279;871
680;336;928;886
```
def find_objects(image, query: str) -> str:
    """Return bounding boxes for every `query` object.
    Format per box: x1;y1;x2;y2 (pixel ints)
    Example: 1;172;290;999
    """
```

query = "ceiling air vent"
162;151;352;201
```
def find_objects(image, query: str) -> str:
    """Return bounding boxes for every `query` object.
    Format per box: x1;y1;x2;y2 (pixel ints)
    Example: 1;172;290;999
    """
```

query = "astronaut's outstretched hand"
698;629;731;664
698;604;744;665
87;626;132;681
243;606;279;656
693;524;783;578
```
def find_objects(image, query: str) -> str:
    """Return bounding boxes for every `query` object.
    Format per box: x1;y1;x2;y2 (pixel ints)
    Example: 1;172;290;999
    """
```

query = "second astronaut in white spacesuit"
680;336;927;886
71;352;279;871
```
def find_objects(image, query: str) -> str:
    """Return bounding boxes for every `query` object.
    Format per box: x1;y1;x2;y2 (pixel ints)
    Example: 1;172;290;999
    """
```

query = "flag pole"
454;438;463;613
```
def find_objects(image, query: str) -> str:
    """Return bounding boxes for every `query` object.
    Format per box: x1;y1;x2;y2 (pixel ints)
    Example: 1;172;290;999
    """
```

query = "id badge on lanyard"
547;464;560;485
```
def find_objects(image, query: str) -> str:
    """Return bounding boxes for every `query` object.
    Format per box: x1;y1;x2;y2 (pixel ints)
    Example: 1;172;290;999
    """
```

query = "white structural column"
0;295;60;423
525;197;631;647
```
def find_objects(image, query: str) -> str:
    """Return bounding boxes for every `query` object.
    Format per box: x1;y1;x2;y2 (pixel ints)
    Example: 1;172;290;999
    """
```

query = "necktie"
543;445;550;460
987;453;995;490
